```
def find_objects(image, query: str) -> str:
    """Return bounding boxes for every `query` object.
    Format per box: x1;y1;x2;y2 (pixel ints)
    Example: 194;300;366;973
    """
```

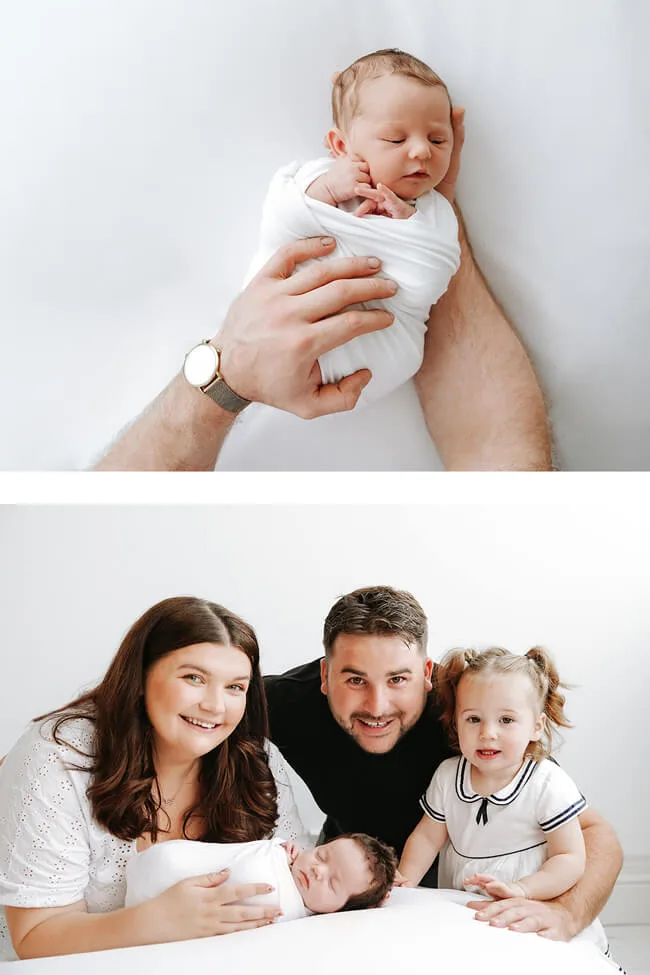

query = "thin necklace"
156;776;195;806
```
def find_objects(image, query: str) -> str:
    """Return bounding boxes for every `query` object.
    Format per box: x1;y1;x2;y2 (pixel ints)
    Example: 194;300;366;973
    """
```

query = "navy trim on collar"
455;756;538;806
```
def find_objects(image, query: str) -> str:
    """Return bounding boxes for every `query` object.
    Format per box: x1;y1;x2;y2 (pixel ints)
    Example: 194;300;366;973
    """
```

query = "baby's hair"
331;48;451;130
329;832;397;911
435;646;573;761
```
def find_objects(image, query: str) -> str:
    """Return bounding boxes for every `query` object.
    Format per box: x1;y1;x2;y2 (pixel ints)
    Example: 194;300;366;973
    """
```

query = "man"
264;586;622;940
94;112;551;471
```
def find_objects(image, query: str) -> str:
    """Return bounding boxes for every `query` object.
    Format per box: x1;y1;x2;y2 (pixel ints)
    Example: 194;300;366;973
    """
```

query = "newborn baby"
244;47;461;407
126;833;397;921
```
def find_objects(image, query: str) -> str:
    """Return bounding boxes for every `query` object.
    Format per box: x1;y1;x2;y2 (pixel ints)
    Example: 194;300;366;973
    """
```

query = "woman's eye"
228;684;247;693
467;716;479;723
183;674;202;684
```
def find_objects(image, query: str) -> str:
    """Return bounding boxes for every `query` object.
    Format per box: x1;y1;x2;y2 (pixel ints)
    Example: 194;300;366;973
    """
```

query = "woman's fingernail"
320;236;334;246
367;257;380;268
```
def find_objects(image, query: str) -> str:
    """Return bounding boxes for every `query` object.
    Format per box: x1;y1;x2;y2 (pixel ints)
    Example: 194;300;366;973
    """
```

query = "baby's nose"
409;140;431;159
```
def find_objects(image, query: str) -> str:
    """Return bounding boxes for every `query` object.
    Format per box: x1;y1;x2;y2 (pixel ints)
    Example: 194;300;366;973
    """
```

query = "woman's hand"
147;868;282;942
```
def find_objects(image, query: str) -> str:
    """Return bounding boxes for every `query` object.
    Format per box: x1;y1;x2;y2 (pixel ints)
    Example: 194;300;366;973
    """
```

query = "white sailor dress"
420;756;587;892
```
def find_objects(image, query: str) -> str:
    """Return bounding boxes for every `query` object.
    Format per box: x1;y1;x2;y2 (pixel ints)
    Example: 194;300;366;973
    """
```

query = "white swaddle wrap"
125;837;310;922
244;158;461;406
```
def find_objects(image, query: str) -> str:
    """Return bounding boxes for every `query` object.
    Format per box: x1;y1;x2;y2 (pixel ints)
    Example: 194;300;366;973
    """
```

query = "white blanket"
244;158;460;407
9;888;618;974
125;837;309;922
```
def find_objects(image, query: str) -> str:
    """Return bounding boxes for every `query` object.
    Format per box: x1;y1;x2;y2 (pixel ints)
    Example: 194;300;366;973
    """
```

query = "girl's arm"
398;814;448;886
465;818;586;901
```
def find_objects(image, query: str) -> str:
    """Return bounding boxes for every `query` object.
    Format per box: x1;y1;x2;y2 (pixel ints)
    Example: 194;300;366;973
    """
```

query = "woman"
0;597;305;960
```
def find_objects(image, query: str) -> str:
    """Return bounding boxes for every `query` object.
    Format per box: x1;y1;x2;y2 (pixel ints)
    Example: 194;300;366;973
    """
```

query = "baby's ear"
326;127;348;158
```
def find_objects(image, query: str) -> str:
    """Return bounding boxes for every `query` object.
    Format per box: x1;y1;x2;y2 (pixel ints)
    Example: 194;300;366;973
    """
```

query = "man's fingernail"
320;236;334;246
386;279;398;292
367;257;380;268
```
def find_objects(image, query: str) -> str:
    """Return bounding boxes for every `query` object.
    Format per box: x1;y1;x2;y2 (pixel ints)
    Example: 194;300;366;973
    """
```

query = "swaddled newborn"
126;833;397;921
244;48;461;407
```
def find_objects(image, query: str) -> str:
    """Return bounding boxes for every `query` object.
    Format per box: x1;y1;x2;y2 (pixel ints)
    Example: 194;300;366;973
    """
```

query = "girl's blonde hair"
435;646;572;761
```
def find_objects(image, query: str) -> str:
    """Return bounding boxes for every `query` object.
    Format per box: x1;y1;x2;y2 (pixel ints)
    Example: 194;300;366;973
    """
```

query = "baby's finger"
354;184;383;201
354;199;377;217
376;182;399;203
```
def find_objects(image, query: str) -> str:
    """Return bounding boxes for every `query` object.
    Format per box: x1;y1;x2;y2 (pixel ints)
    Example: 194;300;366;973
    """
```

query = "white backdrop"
0;501;647;879
1;0;649;470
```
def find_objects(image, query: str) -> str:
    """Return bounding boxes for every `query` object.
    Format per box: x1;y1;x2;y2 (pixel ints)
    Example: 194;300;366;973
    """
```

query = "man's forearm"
94;374;235;471
415;213;552;471
553;814;623;935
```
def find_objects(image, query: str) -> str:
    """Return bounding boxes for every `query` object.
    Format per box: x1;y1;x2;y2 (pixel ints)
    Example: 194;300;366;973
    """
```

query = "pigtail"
434;648;473;750
525;646;573;730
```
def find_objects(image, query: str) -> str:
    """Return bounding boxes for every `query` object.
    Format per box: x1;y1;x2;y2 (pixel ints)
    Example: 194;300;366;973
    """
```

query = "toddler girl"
398;646;586;900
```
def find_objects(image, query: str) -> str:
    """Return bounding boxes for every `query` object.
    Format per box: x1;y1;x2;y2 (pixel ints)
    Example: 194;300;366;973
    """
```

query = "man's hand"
467;896;575;940
216;235;397;420
307;155;372;207
464;873;526;899
354;183;416;220
436;106;465;204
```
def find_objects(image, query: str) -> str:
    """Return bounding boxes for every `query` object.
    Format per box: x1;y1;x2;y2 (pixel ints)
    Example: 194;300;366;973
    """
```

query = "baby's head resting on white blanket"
289;833;397;913
326;49;454;204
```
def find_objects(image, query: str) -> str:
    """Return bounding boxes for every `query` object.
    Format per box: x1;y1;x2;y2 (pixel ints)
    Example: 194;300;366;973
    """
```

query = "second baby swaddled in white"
244;49;461;407
126;833;397;921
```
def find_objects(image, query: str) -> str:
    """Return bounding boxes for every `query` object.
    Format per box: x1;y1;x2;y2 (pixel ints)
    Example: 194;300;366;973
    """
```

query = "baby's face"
291;837;373;913
339;74;453;200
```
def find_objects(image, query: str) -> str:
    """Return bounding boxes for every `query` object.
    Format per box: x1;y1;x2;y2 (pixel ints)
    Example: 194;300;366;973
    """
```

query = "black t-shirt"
264;658;453;886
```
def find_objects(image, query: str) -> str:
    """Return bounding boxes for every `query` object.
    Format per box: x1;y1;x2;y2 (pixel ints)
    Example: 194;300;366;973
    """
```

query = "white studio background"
0;501;647;875
1;0;649;471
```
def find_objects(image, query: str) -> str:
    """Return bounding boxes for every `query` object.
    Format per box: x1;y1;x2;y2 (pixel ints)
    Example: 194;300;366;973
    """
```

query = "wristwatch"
182;340;251;414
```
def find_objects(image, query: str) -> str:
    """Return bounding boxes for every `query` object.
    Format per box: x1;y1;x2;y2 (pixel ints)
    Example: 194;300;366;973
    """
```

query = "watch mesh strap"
203;375;251;414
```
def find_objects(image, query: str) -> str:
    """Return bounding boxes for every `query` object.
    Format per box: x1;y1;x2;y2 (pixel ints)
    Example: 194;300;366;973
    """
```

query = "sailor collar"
455;756;538;825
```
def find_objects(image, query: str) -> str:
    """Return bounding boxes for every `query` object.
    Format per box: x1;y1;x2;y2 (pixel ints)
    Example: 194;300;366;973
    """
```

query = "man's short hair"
334;832;398;911
323;586;428;657
331;48;451;130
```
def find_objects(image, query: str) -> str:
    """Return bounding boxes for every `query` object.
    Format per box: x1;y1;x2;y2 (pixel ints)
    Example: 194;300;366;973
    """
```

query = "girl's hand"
392;869;416;888
354;183;416;220
463;873;527;899
148;868;282;942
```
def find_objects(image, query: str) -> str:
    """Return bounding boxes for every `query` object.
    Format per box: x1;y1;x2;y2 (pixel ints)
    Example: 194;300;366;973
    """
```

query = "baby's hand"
281;841;301;866
463;873;527;899
354;183;416;220
325;155;372;204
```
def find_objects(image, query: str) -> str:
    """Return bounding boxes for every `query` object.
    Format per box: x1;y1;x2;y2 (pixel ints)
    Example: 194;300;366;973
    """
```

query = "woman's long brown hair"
34;596;278;843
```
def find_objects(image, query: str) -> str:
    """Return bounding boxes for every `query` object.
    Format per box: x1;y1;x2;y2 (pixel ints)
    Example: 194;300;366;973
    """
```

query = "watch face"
183;342;219;387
